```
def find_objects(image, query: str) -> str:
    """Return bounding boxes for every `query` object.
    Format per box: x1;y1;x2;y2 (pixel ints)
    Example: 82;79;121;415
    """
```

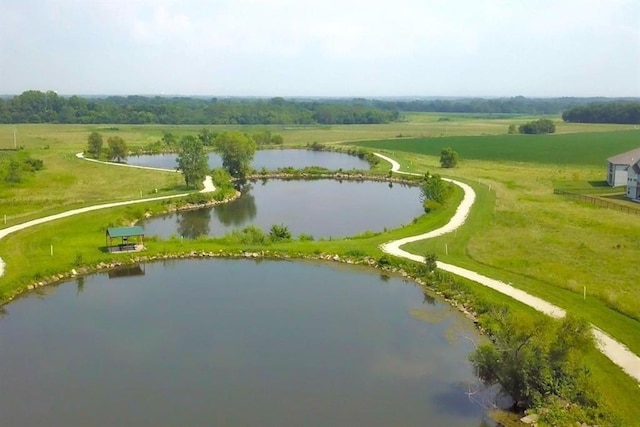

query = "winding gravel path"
374;152;640;384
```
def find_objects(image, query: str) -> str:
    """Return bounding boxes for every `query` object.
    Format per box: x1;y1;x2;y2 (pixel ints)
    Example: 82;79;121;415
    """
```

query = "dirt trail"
374;152;640;384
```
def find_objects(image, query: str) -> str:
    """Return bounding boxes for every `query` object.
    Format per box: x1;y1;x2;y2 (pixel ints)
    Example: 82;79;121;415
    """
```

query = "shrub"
228;225;268;245
298;233;314;241
269;224;292;242
185;192;211;205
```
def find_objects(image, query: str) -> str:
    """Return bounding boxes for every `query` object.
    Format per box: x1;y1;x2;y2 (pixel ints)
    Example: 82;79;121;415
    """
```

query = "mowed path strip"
374;152;640;384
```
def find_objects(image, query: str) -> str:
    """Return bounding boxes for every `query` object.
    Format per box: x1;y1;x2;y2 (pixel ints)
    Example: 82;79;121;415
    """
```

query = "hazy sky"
1;0;638;97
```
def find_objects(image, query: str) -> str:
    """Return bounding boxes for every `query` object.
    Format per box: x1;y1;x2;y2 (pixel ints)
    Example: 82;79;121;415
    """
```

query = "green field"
355;130;640;166
1;116;639;424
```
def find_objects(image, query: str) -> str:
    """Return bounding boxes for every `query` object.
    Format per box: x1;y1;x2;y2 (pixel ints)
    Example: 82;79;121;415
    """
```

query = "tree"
86;131;103;158
420;173;452;212
213;131;257;179
470;310;598;415
176;135;209;189
106;136;128;162
440;147;458;168
507;124;517;134
518;118;556;134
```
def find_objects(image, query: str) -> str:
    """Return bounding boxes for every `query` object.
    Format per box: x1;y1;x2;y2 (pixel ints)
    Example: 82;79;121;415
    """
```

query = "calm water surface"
139;179;423;239
127;149;370;171
0;260;490;427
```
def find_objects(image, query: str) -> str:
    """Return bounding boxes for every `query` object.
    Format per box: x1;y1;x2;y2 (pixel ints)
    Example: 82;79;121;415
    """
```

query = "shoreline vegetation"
1;120;640;425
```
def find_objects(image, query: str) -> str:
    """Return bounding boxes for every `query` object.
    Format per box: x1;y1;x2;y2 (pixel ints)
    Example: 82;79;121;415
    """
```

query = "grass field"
355;129;640;166
0;116;639;424
0;114;636;151
359;148;640;349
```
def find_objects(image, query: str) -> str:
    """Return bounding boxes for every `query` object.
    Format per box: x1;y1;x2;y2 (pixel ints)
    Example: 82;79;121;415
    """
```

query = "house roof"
607;147;640;165
632;162;640;175
106;226;144;238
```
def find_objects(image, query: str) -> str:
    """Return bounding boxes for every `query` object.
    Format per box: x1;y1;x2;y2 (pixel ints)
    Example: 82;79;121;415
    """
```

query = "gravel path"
374;152;640;384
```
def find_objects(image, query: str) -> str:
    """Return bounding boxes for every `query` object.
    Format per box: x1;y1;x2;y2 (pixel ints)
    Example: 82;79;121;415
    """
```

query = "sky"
0;0;639;97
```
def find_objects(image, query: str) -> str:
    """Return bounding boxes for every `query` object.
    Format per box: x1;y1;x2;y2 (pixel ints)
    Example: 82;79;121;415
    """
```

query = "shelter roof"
106;226;145;238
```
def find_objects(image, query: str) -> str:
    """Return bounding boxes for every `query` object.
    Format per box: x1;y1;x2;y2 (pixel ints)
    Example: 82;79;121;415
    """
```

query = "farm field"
356;129;640;166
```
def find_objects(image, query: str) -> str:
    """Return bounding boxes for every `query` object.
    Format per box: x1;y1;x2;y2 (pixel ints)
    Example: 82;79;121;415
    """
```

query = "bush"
185;192;212;205
298;233;314;241
269;224;292;242
227;225;268;245
23;157;44;171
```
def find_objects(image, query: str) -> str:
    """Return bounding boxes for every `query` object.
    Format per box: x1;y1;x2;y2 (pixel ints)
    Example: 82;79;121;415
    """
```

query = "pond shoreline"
12;250;480;329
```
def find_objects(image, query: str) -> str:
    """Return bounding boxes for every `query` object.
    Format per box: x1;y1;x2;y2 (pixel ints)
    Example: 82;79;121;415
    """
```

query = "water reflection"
213;192;257;227
177;207;212;238
140;180;423;240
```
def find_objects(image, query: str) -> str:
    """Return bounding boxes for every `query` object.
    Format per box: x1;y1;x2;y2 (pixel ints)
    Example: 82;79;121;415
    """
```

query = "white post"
583;286;586;300
50;245;53;256
445;243;448;256
140;190;143;198
3;214;6;224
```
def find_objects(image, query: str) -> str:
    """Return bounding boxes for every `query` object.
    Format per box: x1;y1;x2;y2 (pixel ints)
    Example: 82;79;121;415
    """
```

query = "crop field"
355;129;640;166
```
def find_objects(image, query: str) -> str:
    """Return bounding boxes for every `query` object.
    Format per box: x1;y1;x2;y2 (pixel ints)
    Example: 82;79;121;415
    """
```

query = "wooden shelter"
106;226;145;252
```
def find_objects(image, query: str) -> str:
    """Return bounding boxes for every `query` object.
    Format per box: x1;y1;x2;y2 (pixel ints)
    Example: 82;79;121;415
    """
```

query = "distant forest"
562;102;640;124
0;90;638;125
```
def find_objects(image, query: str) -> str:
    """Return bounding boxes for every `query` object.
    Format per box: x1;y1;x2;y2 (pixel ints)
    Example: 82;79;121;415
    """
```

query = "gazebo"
105;226;145;252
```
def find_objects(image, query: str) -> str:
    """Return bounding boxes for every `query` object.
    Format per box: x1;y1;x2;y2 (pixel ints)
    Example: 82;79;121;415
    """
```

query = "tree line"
562;101;640;124
370;96;638;115
4;91;638;125
0;91;399;125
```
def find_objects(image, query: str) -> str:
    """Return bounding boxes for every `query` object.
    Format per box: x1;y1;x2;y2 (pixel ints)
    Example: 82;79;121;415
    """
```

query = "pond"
138;179;423;239
127;149;370;171
0;259;491;427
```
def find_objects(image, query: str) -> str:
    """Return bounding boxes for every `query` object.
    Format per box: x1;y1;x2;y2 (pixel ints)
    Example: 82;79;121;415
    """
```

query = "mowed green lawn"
355;130;640;166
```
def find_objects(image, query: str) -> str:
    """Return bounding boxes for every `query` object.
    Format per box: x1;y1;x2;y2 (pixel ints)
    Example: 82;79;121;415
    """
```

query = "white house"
607;147;640;187
627;161;640;202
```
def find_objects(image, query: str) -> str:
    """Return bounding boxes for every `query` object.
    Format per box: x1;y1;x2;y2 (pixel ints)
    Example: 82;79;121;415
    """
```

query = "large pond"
0;260;490;427
138;179;423;239
127;149;370;171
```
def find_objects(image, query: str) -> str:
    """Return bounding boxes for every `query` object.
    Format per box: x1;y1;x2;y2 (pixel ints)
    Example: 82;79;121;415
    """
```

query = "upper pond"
127;149;371;171
0;259;490;427
138;179;423;239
